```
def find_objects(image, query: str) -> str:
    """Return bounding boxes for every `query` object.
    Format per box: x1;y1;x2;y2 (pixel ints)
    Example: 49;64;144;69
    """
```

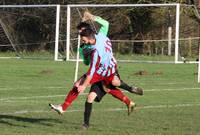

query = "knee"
112;79;121;86
87;92;97;103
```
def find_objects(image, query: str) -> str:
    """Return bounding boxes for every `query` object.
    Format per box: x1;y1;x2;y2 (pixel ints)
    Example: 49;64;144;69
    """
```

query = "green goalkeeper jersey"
79;16;109;65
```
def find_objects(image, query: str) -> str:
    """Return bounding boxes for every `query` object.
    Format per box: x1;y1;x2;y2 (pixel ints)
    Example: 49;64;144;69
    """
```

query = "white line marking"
0;86;64;91
0;103;200;115
0;93;88;101
0;95;65;101
0;87;200;101
145;87;200;92
0;81;190;91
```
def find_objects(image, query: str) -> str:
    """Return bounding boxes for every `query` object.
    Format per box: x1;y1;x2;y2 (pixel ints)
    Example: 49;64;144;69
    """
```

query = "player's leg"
102;82;136;115
112;70;143;95
83;81;106;129
82;92;96;129
61;74;88;111
49;75;86;114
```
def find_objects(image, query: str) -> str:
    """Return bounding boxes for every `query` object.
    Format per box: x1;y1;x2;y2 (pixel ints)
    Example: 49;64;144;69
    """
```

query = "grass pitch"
0;59;200;135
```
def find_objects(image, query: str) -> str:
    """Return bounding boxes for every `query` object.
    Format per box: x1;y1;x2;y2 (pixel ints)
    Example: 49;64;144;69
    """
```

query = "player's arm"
78;50;98;92
94;16;109;36
82;11;109;36
80;12;109;66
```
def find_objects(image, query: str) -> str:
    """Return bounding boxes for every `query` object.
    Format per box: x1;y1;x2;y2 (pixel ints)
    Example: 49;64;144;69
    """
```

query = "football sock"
61;87;79;111
84;101;92;126
108;89;131;105
118;80;132;92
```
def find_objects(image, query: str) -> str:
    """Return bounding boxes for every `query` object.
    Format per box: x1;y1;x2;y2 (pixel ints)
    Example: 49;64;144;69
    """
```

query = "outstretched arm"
94;16;109;36
82;11;109;36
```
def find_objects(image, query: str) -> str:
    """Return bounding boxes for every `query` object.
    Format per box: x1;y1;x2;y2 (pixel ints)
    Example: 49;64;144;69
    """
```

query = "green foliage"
15;16;42;44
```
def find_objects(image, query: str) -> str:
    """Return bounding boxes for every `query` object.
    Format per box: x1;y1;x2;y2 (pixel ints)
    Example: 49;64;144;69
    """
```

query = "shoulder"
97;32;105;37
96;33;108;43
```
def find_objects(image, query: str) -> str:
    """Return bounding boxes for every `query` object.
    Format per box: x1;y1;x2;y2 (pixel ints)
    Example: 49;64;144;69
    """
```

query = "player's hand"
78;85;86;93
82;11;95;22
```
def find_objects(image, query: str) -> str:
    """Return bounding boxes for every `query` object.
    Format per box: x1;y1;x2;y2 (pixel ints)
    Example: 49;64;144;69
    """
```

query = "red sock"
61;87;79;111
107;89;131;105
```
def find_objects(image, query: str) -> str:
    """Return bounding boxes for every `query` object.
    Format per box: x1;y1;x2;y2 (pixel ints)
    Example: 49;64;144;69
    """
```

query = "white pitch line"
0;86;65;91
1;87;200;101
0;103;200;115
145;87;200;92
0;93;88;101
0;95;65;101
0;81;189;91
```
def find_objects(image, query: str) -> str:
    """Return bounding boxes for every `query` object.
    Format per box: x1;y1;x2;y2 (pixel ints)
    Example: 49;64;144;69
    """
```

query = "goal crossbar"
0;5;58;8
68;3;179;7
0;3;182;8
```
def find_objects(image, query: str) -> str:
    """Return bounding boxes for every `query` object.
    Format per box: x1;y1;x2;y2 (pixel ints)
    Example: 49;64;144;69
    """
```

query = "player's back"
93;33;116;76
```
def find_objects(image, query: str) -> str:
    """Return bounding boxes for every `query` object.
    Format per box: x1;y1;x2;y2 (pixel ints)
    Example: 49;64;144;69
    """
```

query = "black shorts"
86;69;121;103
90;81;107;102
89;70;121;102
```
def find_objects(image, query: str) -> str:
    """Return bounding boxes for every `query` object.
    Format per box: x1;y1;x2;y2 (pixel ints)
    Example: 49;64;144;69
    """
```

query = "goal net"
178;5;200;63
66;4;200;64
0;5;65;60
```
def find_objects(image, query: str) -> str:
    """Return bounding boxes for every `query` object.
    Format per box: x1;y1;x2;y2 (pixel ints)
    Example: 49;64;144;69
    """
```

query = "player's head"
79;28;96;45
77;22;91;33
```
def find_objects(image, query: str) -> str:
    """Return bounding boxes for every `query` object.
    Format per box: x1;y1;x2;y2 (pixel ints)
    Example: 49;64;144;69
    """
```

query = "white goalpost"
54;5;61;61
74;35;81;82
175;3;180;64
198;45;200;83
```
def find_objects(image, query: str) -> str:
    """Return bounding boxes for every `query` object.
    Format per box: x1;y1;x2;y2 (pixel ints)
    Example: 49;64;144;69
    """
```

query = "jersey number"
105;40;112;53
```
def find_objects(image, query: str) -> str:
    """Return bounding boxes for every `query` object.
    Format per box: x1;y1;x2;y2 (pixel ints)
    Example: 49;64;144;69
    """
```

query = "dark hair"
79;28;95;39
76;22;91;30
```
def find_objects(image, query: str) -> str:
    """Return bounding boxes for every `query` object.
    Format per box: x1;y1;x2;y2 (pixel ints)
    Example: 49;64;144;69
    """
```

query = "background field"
0;59;200;135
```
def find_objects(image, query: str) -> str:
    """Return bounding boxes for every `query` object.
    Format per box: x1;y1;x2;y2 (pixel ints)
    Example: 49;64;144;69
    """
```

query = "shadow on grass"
0;114;63;127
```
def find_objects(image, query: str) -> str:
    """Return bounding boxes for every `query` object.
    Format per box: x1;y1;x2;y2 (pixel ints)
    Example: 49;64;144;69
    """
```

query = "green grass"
0;59;200;135
0;51;55;60
1;51;198;62
0;51;180;62
114;53;175;61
